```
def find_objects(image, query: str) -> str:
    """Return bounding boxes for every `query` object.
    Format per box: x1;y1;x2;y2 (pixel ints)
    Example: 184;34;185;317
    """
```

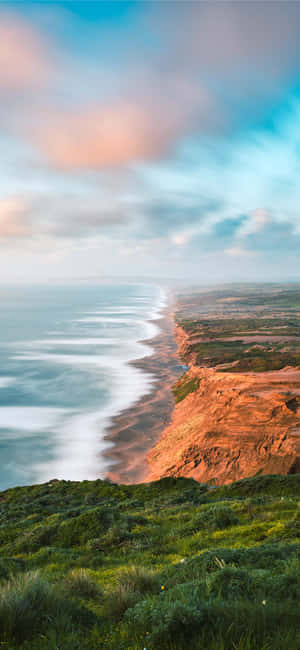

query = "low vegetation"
175;286;300;371
0;474;298;648
173;375;201;402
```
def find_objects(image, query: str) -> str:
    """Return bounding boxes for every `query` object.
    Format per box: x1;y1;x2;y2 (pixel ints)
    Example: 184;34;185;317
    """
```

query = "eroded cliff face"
147;337;300;484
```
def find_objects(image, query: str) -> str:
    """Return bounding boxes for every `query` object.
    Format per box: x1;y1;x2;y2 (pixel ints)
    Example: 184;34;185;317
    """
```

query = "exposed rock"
147;357;300;485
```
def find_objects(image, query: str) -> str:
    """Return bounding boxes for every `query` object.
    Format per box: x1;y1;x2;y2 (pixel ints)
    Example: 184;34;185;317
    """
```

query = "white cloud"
225;246;255;258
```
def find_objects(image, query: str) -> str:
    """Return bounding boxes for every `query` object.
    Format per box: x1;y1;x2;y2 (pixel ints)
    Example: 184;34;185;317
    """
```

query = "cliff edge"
147;287;300;484
147;363;300;484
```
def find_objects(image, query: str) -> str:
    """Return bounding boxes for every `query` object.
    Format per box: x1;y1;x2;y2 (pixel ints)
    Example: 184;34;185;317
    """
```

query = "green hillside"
0;474;299;649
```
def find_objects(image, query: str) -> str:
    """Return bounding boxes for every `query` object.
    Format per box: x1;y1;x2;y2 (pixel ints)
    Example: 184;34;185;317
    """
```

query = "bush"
192;505;240;531
55;506;120;547
64;569;103;600
15;524;57;552
101;523;131;547
86;538;103;552
284;509;300;538
161;543;300;586
207;567;256;599
125;593;300;647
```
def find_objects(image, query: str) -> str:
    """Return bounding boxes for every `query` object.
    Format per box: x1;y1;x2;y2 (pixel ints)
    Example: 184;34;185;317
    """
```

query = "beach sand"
104;309;184;484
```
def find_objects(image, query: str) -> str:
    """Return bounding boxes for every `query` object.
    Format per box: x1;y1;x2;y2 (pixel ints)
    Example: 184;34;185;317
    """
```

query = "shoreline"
104;299;184;484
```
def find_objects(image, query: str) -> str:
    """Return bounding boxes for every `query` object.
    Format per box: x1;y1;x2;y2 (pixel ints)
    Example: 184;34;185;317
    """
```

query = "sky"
1;0;300;285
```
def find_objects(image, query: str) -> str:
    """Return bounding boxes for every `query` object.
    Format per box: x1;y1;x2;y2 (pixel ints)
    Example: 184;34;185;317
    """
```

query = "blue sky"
1;1;300;284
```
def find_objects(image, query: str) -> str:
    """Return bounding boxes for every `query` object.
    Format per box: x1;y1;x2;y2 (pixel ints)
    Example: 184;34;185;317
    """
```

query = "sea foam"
1;283;167;486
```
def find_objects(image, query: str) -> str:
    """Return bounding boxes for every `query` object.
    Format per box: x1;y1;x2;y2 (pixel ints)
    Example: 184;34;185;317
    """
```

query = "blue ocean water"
0;283;165;490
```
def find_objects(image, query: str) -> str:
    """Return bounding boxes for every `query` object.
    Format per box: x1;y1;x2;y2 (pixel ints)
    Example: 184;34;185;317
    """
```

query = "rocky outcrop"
147;364;300;484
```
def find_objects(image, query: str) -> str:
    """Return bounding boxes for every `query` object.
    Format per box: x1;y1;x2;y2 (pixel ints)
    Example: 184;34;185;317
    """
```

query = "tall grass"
0;571;64;643
104;566;159;620
64;568;103;600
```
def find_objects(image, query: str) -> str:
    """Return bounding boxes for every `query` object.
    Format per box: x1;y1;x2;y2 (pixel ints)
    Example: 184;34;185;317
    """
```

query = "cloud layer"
1;2;300;282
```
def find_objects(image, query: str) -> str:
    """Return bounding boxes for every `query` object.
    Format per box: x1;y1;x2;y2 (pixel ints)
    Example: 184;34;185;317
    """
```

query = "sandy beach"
104;307;184;484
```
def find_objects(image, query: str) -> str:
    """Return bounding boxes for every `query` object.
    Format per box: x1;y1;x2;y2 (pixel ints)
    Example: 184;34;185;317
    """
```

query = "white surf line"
84;308;139;314
34;345;157;482
24;338;118;346
76;316;135;323
13;284;167;483
0;407;68;435
0;377;15;388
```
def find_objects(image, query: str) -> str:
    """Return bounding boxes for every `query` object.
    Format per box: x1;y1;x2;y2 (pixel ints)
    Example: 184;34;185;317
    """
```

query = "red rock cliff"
147;332;300;484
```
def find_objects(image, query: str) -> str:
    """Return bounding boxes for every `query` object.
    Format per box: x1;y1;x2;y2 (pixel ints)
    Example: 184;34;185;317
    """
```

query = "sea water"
0;283;166;490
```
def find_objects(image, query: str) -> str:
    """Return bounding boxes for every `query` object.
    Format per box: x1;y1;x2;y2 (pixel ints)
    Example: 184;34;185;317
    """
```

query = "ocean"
0;283;166;490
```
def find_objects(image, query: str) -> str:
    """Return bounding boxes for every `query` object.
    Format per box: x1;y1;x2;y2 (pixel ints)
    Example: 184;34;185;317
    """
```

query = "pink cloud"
0;13;51;90
35;86;214;169
37;105;156;169
3;2;300;171
0;199;30;238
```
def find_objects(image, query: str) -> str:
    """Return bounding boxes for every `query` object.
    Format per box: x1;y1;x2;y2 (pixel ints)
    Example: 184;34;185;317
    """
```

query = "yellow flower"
161;585;165;590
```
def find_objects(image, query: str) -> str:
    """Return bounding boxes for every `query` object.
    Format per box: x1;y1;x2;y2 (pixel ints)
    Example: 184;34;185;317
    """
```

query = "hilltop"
0;473;299;648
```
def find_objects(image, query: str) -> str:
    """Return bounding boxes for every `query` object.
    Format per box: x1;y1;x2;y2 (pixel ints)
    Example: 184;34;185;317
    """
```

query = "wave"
25;338;119;346
0;407;67;435
0;377;15;388
1;283;167;487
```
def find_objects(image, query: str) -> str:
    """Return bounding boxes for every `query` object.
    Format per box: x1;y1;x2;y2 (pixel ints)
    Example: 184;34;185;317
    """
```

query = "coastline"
104;296;184;484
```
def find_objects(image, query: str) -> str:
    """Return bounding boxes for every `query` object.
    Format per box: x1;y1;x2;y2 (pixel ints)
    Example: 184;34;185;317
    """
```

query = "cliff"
147;327;300;484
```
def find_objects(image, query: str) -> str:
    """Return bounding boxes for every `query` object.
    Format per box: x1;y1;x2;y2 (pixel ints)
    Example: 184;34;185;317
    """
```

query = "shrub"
55;506;120;547
15;524;57;552
101;523;131;547
207;567;256;599
64;569;103;600
125;593;300;647
283;509;300;538
192;505;240;531
161;543;300;586
86;538;103;552
0;557;24;580
124;594;205;643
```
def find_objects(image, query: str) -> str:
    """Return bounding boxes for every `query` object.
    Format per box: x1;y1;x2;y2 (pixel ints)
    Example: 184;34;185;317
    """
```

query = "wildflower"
262;600;266;606
161;585;165;590
180;559;185;563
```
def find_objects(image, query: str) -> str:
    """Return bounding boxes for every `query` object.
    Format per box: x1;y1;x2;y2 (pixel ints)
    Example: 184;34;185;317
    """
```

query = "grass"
173;375;201;402
64;568;103;600
0;473;298;648
175;291;300;370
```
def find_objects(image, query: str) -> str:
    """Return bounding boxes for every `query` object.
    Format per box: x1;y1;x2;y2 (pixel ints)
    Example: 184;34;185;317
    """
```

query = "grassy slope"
0;474;299;649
